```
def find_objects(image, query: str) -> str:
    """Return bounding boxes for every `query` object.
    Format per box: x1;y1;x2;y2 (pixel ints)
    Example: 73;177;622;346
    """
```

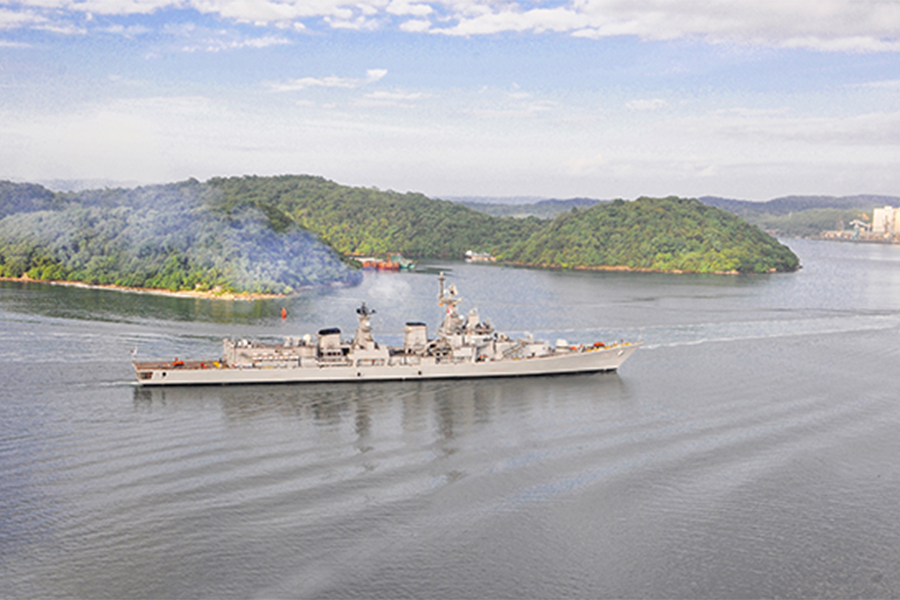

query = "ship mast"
437;272;464;337
353;302;376;348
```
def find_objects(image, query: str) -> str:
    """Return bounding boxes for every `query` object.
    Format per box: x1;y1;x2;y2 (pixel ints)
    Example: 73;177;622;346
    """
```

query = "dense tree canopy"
0;179;360;293
0;177;800;295
209;177;798;274
498;197;800;273
208;175;545;259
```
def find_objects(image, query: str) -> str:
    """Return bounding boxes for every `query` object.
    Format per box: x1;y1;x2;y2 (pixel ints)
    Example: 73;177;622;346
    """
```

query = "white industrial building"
871;206;900;235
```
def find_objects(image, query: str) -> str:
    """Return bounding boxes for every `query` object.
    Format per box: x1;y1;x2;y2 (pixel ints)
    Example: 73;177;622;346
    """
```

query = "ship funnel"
318;327;342;350
404;322;428;352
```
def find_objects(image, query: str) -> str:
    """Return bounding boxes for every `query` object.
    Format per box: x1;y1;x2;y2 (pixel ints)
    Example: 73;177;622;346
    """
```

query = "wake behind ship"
134;273;640;386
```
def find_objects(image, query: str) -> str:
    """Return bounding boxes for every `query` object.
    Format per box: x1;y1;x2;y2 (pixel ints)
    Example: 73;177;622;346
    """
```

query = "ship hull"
134;343;640;387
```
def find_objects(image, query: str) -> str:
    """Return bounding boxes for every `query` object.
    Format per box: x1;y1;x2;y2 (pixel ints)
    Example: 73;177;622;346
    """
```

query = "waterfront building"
871;206;900;235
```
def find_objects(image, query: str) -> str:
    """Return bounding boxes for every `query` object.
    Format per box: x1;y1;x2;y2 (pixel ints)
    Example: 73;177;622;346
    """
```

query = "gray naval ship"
134;273;640;386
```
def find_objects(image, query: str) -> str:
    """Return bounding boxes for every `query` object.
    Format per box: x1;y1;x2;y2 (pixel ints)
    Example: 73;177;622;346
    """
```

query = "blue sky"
2;1;900;200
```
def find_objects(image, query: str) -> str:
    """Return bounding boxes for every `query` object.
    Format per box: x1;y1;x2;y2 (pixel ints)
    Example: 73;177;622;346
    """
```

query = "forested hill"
0;179;360;294
208;175;545;258
1;176;800;295
501;197;799;273
210;176;797;274
0;181;62;217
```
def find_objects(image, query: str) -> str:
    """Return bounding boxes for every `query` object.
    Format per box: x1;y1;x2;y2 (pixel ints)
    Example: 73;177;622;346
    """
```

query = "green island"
500;197;800;273
0;175;800;296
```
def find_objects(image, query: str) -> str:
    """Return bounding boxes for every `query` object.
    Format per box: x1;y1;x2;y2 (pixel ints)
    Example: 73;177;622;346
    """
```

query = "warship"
133;273;640;386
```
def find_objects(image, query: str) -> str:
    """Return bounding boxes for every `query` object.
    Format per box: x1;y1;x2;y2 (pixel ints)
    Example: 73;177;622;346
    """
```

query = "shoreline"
498;261;784;275
0;275;288;301
1;259;791;301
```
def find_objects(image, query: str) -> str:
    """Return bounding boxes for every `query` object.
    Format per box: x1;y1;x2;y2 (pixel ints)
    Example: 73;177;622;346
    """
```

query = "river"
2;238;899;598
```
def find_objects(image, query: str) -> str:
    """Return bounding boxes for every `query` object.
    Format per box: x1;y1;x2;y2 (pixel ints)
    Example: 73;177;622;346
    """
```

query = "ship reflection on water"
133;372;631;444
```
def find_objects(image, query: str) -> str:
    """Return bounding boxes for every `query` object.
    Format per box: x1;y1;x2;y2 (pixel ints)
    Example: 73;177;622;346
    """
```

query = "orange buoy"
281;307;287;319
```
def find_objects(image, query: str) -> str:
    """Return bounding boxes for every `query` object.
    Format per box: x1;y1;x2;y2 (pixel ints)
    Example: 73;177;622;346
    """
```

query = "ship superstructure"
134;273;640;386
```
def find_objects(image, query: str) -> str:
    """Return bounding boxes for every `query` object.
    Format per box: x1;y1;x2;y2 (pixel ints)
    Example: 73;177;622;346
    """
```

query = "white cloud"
779;35;900;53
399;18;431;32
855;79;900;90
186;35;274;52
567;153;606;175
5;84;900;201
3;1;900;53
269;75;361;91
428;1;900;53
467;102;556;119
170;26;292;52
268;69;388;92
36;21;87;35
366;68;388;82
60;0;176;16
711;110;900;146
551;0;900;52
366;90;425;100
358;88;429;106
323;11;382;30
0;95;230;182
241;35;290;48
101;23;151;35
386;0;432;17
626;98;667;111
0;7;44;30
432;6;586;36
716;107;791;117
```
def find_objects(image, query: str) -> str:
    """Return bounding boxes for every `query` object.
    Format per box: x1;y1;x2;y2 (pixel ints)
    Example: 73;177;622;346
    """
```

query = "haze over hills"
454;194;900;237
0;179;361;294
38;179;146;193
698;195;900;238
440;196;547;206
698;195;900;216
454;198;607;219
453;194;900;216
1;176;801;297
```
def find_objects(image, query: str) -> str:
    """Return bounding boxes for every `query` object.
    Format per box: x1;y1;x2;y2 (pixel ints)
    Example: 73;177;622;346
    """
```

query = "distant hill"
697;194;900;237
441;195;546;205
38;179;145;193
458;197;605;219
699;194;899;216
0;181;64;218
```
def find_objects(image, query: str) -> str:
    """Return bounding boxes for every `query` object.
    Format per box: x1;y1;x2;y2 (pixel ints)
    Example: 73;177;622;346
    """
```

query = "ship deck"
133;360;228;371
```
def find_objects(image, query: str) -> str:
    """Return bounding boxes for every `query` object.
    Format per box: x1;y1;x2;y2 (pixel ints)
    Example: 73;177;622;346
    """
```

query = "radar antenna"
356;302;376;317
436;272;464;337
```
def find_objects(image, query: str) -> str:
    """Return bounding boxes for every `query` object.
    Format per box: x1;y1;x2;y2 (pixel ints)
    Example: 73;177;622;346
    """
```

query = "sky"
2;1;900;201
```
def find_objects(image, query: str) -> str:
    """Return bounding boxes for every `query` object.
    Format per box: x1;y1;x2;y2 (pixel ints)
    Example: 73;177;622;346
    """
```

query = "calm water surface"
2;239;899;598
